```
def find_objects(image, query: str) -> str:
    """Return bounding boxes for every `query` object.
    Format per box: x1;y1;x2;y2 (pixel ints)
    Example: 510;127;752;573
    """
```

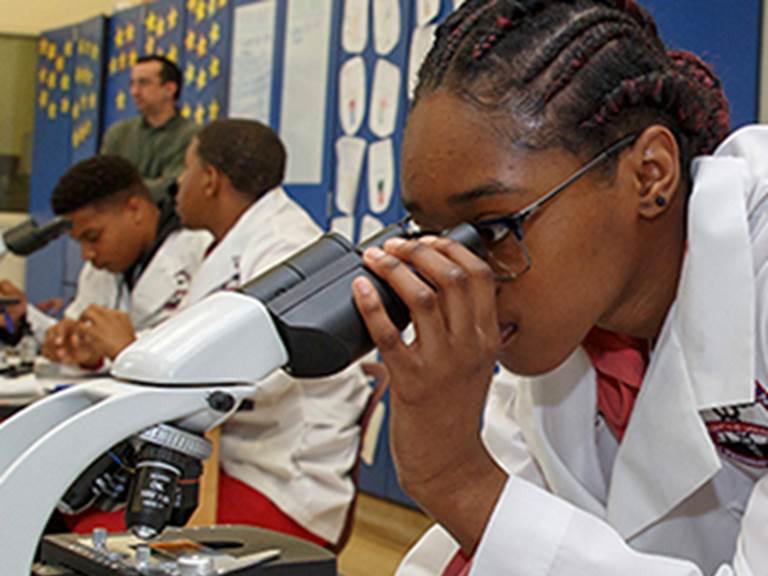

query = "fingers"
351;275;409;369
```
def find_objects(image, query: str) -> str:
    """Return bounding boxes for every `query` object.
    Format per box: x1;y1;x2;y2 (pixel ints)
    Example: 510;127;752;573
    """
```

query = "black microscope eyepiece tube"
241;222;486;378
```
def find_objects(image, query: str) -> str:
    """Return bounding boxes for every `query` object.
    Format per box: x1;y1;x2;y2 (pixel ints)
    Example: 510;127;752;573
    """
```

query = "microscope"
0;222;483;575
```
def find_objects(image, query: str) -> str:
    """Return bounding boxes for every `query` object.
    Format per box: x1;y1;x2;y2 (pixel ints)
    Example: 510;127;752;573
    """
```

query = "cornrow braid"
522;10;644;85
540;20;641;105
667;51;730;154
418;0;498;92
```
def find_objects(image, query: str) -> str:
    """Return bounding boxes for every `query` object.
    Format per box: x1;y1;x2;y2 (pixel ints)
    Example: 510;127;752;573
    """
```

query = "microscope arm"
0;291;288;575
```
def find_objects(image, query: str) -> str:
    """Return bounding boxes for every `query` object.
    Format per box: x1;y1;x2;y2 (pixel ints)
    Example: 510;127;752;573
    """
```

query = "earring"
654;196;667;207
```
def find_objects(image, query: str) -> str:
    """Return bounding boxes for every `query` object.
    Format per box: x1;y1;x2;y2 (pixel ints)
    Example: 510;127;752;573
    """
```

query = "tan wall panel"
0;0;144;36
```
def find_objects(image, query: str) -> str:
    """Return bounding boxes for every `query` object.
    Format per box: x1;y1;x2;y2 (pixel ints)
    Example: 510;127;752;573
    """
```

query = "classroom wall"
0;35;37;176
0;0;141;36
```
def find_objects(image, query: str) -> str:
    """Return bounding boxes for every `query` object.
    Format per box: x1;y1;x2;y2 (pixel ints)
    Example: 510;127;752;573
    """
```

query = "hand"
36;297;64;315
0;279;27;328
351;236;507;554
76;305;137;360
42;318;103;368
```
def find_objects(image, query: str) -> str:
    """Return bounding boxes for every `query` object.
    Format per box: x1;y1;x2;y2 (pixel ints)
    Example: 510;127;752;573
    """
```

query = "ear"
628;125;681;219
124;194;144;224
201;161;221;199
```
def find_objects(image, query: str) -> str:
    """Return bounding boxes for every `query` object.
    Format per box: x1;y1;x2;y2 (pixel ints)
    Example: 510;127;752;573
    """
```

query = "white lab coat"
397;125;768;576
180;187;370;544
26;228;211;341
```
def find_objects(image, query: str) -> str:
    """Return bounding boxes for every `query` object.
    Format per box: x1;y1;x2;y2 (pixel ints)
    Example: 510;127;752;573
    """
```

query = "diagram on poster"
331;215;356;241
408;25;436;99
279;0;333;184
373;0;401;55
360;214;385;242
342;0;368;54
416;0;441;25
369;59;400;138
339;56;367;135
229;1;277;123
367;138;394;214
335;136;366;214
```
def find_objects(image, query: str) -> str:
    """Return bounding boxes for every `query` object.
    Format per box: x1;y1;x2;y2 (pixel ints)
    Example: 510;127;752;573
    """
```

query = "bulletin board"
27;17;106;304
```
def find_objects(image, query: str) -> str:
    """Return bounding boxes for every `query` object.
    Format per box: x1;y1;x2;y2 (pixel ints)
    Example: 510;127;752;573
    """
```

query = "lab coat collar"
183;188;283;305
608;153;756;538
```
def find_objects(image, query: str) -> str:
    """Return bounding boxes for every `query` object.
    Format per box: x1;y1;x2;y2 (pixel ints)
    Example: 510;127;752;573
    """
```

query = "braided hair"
414;0;729;180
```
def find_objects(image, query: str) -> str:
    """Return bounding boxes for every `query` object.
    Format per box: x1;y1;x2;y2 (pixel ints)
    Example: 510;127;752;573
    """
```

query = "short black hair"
136;54;183;101
51;155;149;215
196;119;286;200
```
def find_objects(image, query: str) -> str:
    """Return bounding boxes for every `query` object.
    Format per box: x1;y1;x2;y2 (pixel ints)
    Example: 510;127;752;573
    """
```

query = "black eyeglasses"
468;132;640;280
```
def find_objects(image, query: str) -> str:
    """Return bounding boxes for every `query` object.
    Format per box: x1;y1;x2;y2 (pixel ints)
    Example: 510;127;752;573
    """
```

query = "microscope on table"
0;222;483;575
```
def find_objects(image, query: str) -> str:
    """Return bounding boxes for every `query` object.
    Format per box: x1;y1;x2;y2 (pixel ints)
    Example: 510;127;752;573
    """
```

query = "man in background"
101;55;197;201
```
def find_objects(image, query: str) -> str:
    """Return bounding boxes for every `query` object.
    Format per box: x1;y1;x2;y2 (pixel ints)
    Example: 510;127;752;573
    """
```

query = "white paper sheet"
339;56;367;135
228;1;277;123
279;0;334;184
373;0;401;55
331;215;356;241
360;214;385;242
408;25;436;99
334;136;366;214
369;59;401;138
367;138;395;214
342;0;368;54
416;0;441;25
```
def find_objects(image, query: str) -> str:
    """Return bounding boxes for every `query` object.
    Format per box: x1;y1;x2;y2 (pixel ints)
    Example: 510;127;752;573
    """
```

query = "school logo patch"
703;381;768;468
163;270;193;311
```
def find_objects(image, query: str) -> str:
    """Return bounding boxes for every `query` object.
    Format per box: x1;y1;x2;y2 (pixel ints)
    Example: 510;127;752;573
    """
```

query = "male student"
0;154;210;366
69;119;370;548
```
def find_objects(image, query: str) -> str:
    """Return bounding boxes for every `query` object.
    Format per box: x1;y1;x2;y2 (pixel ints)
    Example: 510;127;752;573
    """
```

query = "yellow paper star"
181;103;192;119
196;36;208;59
39;38;48;56
119;51;127;71
196;68;208;91
47;43;56;61
71;131;80;149
187;0;197;12
219;0;227;7
115;26;125;48
209;56;220;78
129;49;138;66
38;67;47;84
47;102;57;120
168;8;179;30
185;30;197;52
156;17;166;38
64;41;73;58
55;55;65;72
208;0;217;17
145;36;156;55
60;74;71;91
47;73;57;90
167;44;179;63
60;97;70;115
209;22;221;46
194;103;205;125
38;90;49;109
196;2;206;23
145;11;157;34
208;99;219;121
80;94;87;109
126;22;135;44
185;63;196;85
116;90;126;111
72;103;80;120
89;92;97;110
109;57;118;75
91;44;99;60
